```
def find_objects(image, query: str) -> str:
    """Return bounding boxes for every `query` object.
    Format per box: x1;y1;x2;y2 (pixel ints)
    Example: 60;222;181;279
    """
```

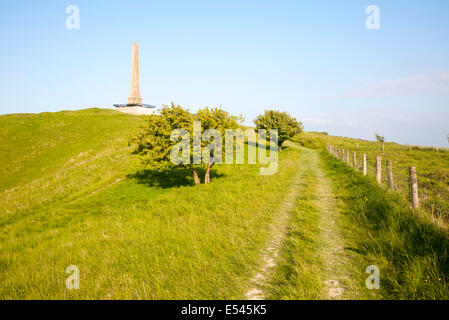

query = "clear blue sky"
1;0;449;146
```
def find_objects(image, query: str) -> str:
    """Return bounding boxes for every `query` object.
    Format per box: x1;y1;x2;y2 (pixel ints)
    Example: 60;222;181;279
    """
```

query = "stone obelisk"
128;42;143;106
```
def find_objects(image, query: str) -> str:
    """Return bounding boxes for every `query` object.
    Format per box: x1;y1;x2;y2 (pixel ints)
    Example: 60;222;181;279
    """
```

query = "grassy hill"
1;109;449;300
0;108;304;299
0;108;145;215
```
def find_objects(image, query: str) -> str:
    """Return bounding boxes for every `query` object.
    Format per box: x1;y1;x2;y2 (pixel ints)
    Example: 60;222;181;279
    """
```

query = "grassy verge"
295;132;449;225
321;150;449;299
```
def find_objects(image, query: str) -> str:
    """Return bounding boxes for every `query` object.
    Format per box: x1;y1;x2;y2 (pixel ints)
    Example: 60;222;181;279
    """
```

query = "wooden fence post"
408;144;411;152
409;166;419;209
346;150;350;164
363;154;367;175
376;156;382;184
357;143;359;150
387;160;394;190
353;151;357;168
342;149;345;161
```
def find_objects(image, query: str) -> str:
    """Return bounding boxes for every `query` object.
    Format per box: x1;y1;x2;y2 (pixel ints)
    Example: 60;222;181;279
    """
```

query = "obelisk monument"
114;42;155;115
128;42;143;106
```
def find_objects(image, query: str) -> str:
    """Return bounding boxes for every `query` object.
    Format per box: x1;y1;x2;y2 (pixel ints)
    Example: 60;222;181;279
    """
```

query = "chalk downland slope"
0;108;304;299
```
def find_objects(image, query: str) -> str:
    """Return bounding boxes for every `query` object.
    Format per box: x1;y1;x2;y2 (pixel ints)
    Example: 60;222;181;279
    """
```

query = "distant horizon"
2;105;447;149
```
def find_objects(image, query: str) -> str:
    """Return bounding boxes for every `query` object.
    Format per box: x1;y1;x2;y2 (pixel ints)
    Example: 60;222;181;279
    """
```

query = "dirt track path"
313;150;349;299
245;143;352;300
245;151;304;300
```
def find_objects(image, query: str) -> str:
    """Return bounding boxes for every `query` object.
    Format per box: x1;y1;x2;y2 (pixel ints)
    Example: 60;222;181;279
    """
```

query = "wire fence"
326;143;449;222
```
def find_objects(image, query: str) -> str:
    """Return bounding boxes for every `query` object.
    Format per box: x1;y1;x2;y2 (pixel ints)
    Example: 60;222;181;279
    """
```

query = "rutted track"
245;142;352;300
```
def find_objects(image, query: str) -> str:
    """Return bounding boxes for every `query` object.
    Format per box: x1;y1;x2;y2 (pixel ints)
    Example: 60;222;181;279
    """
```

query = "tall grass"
321;150;449;299
295;132;449;222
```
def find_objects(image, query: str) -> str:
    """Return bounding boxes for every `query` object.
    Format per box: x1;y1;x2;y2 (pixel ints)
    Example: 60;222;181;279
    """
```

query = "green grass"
266;146;372;300
266;148;324;299
0;108;145;215
321;150;449;299
294;131;449;181
3;109;449;300
262;142;449;300
0;108;303;299
294;131;449;221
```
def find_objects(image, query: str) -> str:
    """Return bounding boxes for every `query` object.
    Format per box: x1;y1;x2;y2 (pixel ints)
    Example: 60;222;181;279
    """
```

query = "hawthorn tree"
196;107;243;183
130;103;242;186
375;134;385;151
130;103;197;182
254;110;303;151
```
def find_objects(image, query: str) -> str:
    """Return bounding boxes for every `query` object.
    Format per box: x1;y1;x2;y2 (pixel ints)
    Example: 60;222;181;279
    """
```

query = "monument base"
113;104;156;115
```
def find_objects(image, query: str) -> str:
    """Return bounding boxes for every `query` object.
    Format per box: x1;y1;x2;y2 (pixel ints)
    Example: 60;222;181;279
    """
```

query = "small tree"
130;103;198;183
447;134;449;145
254;110;303;152
130;103;242;186
196;107;243;183
375;134;385;151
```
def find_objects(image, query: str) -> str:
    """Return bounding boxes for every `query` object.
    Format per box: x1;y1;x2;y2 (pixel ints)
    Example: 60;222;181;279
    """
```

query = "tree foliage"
254;110;303;151
375;134;386;151
130;104;193;172
196;107;243;183
375;134;385;143
130;103;243;185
